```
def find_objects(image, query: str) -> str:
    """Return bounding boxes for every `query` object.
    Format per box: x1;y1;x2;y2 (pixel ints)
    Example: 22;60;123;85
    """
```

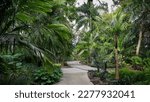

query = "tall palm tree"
74;0;108;64
109;8;129;80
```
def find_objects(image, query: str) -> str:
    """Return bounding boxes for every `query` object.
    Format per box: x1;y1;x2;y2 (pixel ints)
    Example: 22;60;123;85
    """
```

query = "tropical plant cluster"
0;0;150;85
72;0;150;84
0;0;72;84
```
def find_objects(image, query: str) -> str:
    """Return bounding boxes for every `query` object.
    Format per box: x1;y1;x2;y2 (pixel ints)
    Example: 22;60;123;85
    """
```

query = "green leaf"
16;12;34;23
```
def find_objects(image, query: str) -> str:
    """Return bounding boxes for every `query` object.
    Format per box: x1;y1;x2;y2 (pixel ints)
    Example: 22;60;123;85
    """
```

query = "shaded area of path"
55;61;96;85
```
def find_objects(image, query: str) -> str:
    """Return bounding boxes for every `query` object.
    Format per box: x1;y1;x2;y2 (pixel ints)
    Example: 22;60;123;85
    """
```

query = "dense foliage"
108;68;150;85
0;0;72;84
71;0;150;84
0;0;150;85
33;64;62;85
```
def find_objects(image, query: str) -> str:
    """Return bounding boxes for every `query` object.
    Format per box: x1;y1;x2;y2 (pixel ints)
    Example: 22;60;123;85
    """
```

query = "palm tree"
109;8;129;80
74;0;108;64
0;0;75;85
0;0;73;64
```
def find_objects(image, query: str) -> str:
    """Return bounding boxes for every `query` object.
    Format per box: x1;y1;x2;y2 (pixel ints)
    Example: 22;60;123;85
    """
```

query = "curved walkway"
55;61;96;85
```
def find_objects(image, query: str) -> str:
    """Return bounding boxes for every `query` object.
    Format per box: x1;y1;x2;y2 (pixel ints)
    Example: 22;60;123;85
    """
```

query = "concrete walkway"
55;61;96;85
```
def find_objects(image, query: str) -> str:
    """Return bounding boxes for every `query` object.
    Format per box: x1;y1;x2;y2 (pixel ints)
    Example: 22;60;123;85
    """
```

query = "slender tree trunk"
87;0;93;65
114;34;119;80
136;24;143;56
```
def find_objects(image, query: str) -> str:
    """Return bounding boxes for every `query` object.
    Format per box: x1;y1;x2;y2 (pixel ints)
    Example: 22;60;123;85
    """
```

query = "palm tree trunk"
87;0;93;65
114;34;119;80
136;24;143;56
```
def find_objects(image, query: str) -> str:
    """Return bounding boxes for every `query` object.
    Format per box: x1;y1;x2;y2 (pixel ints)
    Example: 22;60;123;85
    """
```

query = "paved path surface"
55;61;96;85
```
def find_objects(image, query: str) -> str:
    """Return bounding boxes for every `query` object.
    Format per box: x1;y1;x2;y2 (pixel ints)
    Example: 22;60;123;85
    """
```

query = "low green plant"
0;54;34;84
131;56;143;66
130;56;143;70
118;68;144;84
108;68;150;85
33;64;62;85
143;58;150;69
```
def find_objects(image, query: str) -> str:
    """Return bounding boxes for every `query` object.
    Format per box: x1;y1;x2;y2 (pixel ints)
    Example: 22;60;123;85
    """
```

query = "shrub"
0;53;63;85
33;64;63;85
116;68;150;85
0;54;34;85
131;56;143;70
131;56;143;65
107;67;150;85
118;68;144;84
143;58;150;69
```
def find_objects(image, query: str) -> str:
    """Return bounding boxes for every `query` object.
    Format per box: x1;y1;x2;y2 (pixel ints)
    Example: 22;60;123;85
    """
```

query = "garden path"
55;61;96;85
